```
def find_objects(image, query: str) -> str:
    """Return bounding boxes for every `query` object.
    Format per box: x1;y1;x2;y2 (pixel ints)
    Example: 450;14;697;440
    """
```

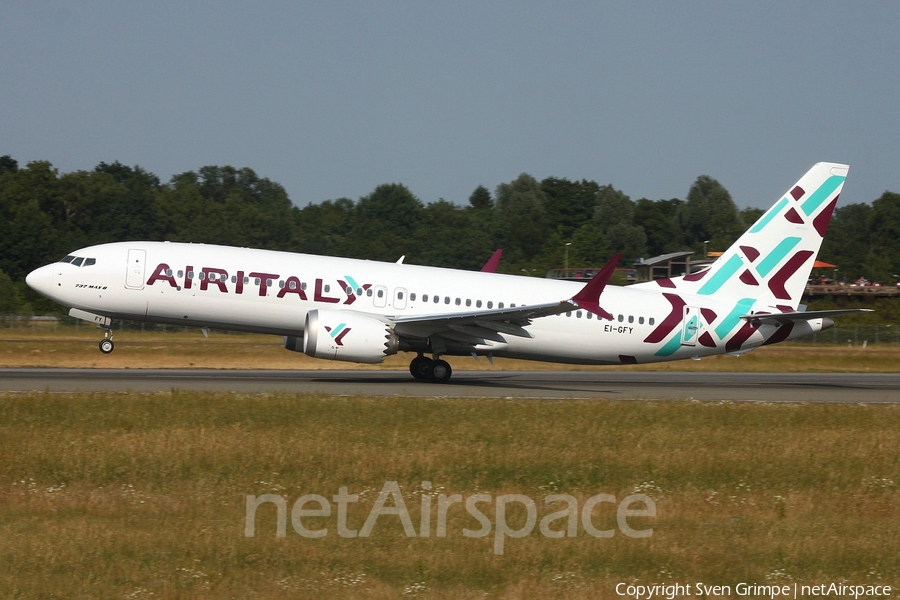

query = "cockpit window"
60;255;96;267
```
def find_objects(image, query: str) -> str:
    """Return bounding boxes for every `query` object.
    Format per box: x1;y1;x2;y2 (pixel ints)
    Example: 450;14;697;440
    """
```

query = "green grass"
1;392;898;598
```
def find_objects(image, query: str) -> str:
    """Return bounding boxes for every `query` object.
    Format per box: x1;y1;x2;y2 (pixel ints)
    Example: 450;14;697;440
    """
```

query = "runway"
1;369;899;402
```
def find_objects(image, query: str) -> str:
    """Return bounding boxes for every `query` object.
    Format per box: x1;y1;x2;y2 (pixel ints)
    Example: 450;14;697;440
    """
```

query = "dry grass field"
2;324;898;597
1;392;898;598
2;323;900;371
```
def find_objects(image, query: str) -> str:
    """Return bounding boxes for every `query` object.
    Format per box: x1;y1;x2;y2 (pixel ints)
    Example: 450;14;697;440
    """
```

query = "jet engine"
284;309;399;364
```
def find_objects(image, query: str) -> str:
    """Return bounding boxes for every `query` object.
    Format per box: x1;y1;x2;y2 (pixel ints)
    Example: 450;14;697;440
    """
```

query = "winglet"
571;254;620;320
480;249;503;273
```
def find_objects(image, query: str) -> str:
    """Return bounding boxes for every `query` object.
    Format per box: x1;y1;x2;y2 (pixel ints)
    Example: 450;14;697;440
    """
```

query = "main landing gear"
99;328;114;354
409;354;452;383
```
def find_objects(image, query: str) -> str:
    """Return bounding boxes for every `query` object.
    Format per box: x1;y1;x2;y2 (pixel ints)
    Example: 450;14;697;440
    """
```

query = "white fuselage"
26;241;827;366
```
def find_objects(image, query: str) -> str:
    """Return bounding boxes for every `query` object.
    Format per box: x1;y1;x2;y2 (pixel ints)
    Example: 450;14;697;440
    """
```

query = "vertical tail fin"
641;162;849;309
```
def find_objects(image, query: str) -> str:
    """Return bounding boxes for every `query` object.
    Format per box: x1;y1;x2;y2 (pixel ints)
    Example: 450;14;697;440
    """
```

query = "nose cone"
25;264;55;298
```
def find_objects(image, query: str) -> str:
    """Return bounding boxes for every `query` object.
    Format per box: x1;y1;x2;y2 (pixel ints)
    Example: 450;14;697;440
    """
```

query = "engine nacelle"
284;309;399;364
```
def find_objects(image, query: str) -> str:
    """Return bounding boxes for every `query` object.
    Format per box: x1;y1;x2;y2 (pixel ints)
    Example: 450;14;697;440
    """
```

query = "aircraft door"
394;287;408;310
681;305;701;346
125;249;147;289
373;285;388;308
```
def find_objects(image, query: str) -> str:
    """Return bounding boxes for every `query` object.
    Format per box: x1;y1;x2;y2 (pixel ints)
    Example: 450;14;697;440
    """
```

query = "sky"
2;1;898;210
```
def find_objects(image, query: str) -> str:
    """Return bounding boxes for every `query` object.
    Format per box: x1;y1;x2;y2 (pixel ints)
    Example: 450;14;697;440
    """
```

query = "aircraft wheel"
409;355;432;380
99;339;115;354
429;359;452;383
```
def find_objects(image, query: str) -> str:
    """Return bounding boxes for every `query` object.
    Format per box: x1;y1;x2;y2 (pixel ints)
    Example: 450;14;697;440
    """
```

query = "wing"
387;255;620;348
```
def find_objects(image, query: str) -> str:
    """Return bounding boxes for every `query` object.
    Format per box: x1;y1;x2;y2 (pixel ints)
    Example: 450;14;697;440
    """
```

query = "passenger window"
434;296;439;304
476;300;482;308
466;299;471;307
324;284;330;292
346;286;353;294
455;298;461;306
398;291;404;300
366;289;373;297
199;272;205;280
487;301;493;309
301;282;307;290
499;302;504;309
72;257;84;267
244;277;250;284
628;315;634;323
377;289;384;298
188;271;195;279
444;296;450;304
618;314;624;322
84;258;96;267
587;312;592;319
278;280;285;288
576;311;582;318
422;294;429;302
231;276;237;284
410;293;416;301
289;281;297;290
639;316;644;324
566;311;572;317
178;270;184;278
267;279;273;287
254;277;259;285
649;317;655;325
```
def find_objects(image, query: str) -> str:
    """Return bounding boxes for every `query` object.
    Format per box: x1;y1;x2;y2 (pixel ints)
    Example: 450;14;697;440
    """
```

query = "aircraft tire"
409;355;432;380
99;339;115;354
429;359;452;383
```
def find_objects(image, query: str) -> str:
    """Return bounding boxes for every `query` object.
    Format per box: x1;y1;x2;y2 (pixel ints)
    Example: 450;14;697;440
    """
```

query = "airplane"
25;162;870;383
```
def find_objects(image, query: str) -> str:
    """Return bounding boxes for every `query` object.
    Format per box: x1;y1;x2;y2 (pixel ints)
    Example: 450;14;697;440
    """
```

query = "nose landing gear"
409;353;452;383
99;328;114;354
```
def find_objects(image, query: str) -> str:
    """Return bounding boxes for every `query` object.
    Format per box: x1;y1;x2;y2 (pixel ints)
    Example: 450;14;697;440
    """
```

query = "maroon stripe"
767;250;814;300
726;322;759;353
762;322;795;346
643;293;686;344
784;207;804;224
813;197;838;237
740;246;760;262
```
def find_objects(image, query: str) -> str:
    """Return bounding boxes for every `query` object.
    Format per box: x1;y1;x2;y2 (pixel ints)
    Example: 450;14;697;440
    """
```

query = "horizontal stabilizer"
741;308;873;324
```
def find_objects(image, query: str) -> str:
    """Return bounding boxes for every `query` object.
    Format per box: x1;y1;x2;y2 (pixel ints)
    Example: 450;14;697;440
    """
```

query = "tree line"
1;155;898;315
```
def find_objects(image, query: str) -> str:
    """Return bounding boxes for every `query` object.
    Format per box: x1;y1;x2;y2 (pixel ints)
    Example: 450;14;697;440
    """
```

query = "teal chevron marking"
655;331;683;357
801;175;845;216
329;323;347;338
749;197;789;233
757;237;801;277
344;276;360;291
715;298;755;339
697;254;744;295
